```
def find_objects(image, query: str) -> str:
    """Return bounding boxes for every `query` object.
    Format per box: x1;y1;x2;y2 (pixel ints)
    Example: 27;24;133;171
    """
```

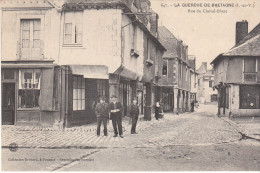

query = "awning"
114;65;139;80
70;65;109;79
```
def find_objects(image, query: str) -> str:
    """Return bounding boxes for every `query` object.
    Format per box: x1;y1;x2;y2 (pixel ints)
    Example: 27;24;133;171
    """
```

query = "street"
2;104;260;171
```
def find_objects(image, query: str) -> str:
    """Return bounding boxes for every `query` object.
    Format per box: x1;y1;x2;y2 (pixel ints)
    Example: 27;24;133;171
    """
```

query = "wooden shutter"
40;68;54;110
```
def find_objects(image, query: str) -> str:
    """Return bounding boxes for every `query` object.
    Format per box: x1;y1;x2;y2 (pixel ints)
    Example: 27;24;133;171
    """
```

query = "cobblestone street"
2;104;260;171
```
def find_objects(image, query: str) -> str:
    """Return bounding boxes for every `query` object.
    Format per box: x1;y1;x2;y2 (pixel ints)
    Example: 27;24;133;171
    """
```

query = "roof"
197;63;207;74
211;22;260;64
158;26;179;58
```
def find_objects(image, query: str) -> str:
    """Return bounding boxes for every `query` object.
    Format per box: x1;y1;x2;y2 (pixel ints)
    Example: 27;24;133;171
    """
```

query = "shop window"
18;69;41;108
162;60;167;76
240;85;260;109
73;76;85;111
64;11;83;45
97;80;106;98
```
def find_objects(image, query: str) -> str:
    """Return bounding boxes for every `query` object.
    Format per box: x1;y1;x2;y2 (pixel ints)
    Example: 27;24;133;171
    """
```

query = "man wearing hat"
129;97;139;134
95;96;109;136
109;95;124;138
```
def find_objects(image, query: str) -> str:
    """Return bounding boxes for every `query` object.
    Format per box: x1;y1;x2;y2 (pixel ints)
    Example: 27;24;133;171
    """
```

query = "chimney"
202;62;207;71
236;20;248;44
149;12;158;37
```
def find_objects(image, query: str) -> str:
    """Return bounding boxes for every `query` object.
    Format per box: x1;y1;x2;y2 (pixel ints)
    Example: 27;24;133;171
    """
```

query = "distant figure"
95;96;109;136
191;100;195;112
109;95;124;138
129;97;139;134
155;99;160;120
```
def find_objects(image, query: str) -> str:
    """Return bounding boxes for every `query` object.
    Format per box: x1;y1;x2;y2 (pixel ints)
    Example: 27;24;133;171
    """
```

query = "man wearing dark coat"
129;97;139;134
95;96;109;136
109;95;124;138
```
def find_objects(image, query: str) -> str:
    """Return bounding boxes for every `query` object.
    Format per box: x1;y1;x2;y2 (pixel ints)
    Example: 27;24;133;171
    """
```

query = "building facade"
197;62;218;103
188;55;198;104
1;0;165;126
158;26;193;114
211;21;260;117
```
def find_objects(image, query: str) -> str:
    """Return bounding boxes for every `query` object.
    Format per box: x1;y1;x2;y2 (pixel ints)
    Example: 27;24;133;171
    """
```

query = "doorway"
2;83;15;125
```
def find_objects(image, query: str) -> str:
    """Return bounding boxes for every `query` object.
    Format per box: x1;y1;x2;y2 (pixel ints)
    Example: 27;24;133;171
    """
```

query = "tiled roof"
158;26;179;58
211;22;260;64
223;34;260;56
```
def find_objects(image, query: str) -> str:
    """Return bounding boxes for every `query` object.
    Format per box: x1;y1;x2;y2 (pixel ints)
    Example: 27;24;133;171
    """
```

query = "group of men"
94;95;139;138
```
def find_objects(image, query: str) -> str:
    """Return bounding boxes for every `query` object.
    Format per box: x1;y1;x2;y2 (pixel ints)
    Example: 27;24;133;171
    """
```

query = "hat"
99;96;106;100
110;95;118;98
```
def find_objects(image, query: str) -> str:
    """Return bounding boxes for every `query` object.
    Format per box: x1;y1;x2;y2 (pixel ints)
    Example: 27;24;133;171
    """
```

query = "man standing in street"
109;95;124;138
95;96;109;136
129;97;139;134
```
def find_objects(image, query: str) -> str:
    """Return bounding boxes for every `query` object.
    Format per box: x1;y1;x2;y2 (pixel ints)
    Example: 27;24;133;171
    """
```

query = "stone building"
211;21;260;117
157;26;194;114
197;62;218;103
1;0;165;126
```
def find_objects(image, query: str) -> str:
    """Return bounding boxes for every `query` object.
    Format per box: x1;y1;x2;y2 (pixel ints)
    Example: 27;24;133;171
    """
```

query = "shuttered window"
21;19;41;48
64;12;83;45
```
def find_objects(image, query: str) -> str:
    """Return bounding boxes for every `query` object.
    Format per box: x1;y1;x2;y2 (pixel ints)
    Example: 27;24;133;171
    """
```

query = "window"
3;69;15;80
162;60;167;76
244;58;256;73
64;12;83;45
209;80;213;87
18;69;41;108
244;58;257;82
97;80;106;98
132;25;137;50
21;19;41;48
240;85;260;109
185;66;188;81
73;76;85;110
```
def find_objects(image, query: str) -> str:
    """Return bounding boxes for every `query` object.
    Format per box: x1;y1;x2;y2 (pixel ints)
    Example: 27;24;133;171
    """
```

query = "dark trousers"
97;117;108;136
155;107;159;120
111;113;123;135
131;116;138;133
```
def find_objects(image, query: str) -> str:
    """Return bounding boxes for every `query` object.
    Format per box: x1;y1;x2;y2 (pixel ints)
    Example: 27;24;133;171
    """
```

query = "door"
137;91;143;114
2;83;15;125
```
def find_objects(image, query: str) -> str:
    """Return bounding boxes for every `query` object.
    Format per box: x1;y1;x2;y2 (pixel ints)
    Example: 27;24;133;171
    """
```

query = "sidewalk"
221;116;260;141
1;114;167;149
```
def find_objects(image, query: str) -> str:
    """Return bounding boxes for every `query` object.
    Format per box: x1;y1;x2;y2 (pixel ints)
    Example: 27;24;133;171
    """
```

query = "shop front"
1;60;58;126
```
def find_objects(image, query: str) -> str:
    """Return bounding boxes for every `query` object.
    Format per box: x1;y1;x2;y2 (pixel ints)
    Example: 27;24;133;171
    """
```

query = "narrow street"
2;104;260;171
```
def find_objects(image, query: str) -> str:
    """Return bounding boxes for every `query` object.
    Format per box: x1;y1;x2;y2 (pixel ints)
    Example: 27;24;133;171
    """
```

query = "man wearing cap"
129;97;139;134
95;96;109;136
109;95;124;138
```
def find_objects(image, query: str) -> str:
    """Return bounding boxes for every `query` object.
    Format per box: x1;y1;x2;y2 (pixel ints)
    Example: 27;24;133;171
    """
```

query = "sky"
150;0;260;69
